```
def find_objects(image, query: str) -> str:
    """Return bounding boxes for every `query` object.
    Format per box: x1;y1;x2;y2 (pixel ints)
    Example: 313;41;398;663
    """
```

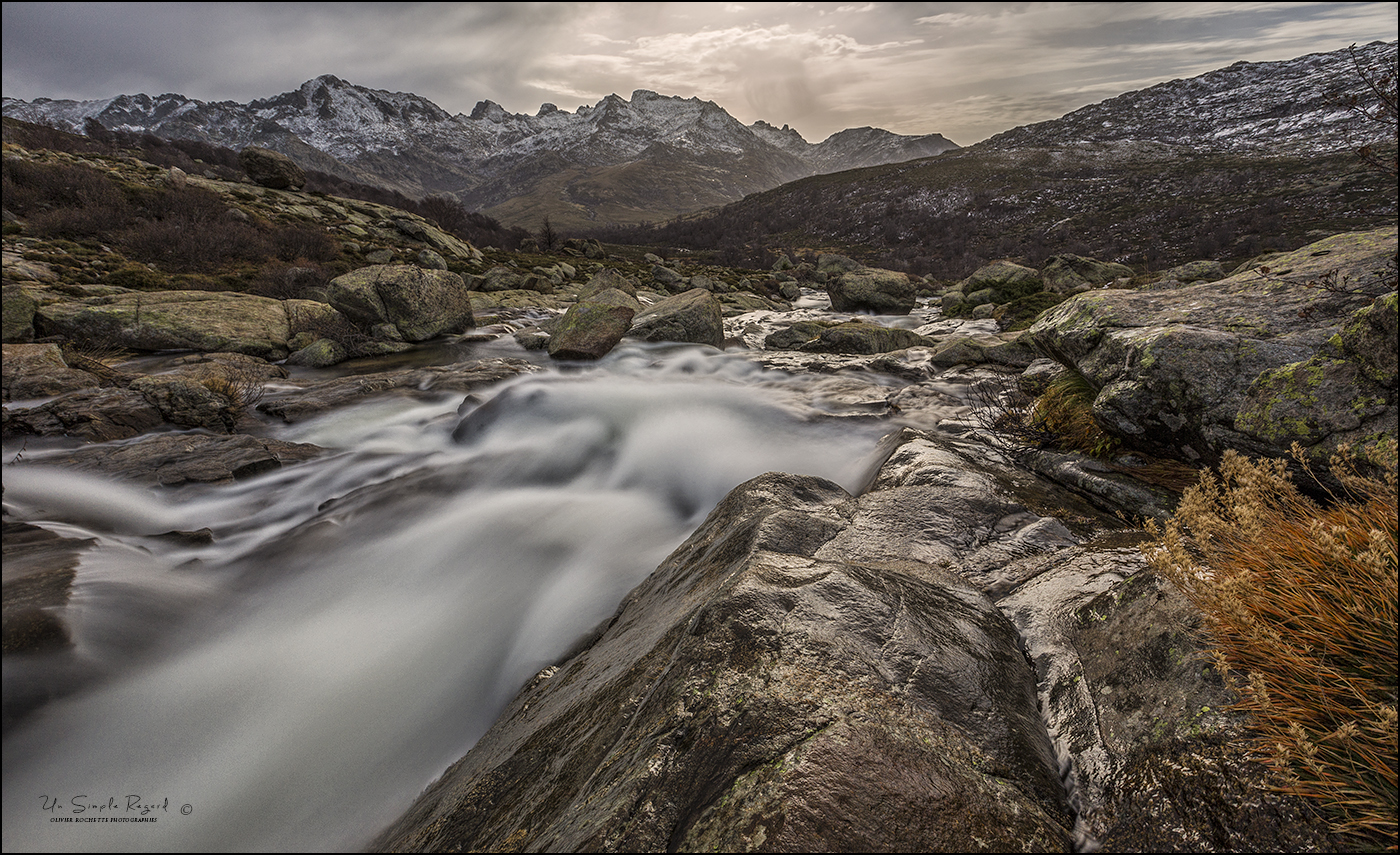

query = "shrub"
28;203;131;239
106;263;168;290
970;368;1122;459
418;194;472;234
247;261;331;300
1144;442;1398;847
59;337;132;378
271;224;340;264
286;303;374;357
1;117;108;155
2;159;131;236
116;210;273;273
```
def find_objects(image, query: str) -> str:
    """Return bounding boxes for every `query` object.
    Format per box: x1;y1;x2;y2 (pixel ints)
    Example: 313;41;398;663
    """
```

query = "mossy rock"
764;320;836;350
3;286;38;342
960;261;1043;305
799;321;932;355
995;292;1068;332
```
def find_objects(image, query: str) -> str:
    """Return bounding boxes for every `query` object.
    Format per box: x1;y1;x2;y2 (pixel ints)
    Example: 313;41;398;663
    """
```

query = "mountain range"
1;79;955;230
597;40;1398;278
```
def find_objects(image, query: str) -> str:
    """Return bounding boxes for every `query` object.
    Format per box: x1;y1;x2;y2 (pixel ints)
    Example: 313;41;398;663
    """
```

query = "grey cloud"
3;1;1396;145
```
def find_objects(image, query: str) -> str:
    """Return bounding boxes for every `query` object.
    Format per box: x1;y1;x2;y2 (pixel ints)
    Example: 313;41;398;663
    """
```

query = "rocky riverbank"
3;136;1395;851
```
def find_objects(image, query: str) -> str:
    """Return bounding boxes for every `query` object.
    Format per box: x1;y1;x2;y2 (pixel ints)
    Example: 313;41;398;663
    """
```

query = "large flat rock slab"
36;290;297;360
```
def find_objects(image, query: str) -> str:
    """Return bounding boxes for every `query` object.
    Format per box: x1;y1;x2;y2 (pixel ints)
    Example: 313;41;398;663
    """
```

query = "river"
2;298;990;850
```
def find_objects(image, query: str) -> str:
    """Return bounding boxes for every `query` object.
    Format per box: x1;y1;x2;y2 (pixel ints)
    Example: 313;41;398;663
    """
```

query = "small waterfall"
2;344;893;852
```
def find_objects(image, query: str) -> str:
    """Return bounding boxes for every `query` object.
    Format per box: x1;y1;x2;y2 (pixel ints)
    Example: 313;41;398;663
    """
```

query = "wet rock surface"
375;428;1331;852
0;521;99;731
25;433;323;487
3;386;166;442
255;357;541;423
374;455;1081;852
1;521;92;654
1060;569;1335;850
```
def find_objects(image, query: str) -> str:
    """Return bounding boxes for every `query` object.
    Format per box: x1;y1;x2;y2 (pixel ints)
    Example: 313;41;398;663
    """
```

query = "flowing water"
1;312;976;850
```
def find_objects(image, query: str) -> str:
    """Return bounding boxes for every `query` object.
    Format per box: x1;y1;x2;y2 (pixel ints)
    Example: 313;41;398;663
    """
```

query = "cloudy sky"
3;2;1396;145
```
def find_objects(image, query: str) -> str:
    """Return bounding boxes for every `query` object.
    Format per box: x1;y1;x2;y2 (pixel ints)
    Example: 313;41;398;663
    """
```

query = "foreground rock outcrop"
375;430;1333;851
374;454;1076;852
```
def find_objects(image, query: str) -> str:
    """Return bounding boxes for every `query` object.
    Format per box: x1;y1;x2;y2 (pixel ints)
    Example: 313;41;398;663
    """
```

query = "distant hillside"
0;116;532;252
590;41;1398;278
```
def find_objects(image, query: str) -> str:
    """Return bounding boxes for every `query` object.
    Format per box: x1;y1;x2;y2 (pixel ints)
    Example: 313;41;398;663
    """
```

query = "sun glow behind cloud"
2;1;1395;144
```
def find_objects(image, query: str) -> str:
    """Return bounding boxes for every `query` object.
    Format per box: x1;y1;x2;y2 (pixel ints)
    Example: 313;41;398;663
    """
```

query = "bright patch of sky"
3;2;1395;144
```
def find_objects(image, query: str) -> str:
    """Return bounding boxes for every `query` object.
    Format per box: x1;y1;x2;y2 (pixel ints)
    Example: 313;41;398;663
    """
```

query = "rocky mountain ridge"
983;40;1397;154
1;79;957;230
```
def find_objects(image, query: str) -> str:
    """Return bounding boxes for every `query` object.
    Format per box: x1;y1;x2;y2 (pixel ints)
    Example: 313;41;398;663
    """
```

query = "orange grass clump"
1144;440;1398;848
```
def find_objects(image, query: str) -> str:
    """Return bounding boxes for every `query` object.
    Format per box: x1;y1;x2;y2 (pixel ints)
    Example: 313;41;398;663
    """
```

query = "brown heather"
1145;440;1398;848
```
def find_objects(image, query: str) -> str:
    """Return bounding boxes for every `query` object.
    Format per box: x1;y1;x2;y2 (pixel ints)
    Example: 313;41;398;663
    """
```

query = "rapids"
1;314;980;850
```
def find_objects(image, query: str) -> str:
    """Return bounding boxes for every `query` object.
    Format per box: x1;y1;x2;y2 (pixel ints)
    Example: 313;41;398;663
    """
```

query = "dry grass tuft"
1033;371;1121;459
1145;440;1398;848
971;368;1122;460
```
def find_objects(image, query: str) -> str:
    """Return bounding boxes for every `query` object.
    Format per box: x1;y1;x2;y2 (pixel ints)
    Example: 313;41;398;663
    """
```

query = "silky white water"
2;344;901;851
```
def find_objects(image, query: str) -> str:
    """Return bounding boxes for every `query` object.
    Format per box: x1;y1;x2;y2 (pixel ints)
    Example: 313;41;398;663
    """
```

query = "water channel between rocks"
2;297;1019;851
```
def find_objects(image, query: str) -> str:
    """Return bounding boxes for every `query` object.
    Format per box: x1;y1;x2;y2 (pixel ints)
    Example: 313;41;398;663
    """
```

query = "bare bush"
970;368;1120;459
247;261;331;300
2;159;131;235
117;217;272;272
199;366;267;412
59;338;134;386
1;118;108;155
287;303;374;357
418;194;471;234
1339;43;1399;177
968;372;1053;458
272;224;340;264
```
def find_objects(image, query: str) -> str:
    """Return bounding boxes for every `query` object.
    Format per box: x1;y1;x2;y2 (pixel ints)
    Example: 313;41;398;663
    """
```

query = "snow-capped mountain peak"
3;74;960;227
